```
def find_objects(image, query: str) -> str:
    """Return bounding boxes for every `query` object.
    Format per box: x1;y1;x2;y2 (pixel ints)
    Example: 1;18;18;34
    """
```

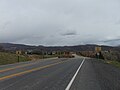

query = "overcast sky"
0;0;120;46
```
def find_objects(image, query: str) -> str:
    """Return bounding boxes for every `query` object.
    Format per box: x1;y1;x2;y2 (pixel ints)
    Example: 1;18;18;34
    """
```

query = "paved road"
0;56;120;90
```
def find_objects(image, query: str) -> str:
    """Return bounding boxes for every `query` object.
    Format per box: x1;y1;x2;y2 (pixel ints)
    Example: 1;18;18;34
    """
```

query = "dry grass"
28;54;58;60
0;52;30;65
0;52;59;65
106;60;120;68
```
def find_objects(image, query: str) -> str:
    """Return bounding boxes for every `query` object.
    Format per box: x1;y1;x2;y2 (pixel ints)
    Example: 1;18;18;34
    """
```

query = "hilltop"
0;43;119;52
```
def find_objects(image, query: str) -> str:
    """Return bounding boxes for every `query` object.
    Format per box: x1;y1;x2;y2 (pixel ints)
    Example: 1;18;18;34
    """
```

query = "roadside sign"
95;47;101;52
96;52;100;59
97;53;100;56
16;51;21;62
25;52;27;55
16;51;21;55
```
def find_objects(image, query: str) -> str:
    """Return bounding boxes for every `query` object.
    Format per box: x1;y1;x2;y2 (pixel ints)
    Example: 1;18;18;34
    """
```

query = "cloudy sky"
0;0;120;46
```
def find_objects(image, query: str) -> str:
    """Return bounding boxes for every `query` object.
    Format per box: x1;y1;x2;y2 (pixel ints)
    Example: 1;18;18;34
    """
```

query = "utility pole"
18;55;20;62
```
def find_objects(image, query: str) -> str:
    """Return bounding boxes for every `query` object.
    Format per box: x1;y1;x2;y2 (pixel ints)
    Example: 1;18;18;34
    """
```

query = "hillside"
0;43;118;52
0;52;30;65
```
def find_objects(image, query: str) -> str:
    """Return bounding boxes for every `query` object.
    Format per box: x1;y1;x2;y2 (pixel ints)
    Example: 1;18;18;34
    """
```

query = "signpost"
95;46;101;59
25;52;28;55
95;47;101;52
16;51;21;62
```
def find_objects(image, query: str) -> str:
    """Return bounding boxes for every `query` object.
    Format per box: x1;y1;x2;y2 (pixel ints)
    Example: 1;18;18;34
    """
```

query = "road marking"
0;62;38;73
0;60;68;81
0;58;58;73
65;58;85;90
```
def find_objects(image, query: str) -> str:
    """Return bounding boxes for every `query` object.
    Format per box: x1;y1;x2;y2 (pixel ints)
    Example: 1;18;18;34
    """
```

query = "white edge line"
65;57;85;90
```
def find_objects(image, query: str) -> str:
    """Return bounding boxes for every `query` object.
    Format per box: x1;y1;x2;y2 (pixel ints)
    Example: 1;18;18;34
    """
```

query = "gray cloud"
103;39;120;43
0;0;120;46
0;21;11;30
115;20;120;25
61;30;77;36
94;36;120;46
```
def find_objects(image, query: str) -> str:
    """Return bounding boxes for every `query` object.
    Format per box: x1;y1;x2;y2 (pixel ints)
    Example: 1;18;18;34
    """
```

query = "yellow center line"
0;60;68;81
0;62;39;73
0;58;58;73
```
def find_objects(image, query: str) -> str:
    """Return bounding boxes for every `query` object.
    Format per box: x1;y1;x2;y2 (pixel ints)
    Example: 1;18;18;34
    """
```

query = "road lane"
0;58;67;78
65;57;85;90
0;57;58;70
0;58;84;90
1;56;119;90
0;63;40;73
0;60;68;81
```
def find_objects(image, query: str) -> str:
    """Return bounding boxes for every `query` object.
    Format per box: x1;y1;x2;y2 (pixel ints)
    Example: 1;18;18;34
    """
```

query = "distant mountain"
0;43;118;52
0;43;38;51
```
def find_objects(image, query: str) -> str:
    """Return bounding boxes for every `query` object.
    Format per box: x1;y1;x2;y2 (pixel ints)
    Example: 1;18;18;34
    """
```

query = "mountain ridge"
0;43;119;52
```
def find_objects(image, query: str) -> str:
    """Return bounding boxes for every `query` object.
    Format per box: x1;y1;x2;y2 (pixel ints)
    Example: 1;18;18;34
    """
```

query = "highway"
0;56;120;90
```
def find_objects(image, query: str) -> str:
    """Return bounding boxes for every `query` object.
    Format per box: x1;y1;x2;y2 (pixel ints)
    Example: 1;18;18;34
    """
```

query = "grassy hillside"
0;52;30;65
0;52;59;65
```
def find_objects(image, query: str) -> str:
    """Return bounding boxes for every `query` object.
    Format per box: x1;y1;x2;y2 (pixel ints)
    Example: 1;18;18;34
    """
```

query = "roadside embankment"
0;52;58;65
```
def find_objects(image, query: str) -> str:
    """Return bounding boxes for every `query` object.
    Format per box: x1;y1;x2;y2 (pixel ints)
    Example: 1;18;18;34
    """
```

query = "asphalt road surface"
0;56;120;90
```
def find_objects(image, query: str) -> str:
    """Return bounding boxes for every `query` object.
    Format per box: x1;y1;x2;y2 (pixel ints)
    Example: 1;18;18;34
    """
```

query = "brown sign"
16;51;22;55
95;47;101;52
